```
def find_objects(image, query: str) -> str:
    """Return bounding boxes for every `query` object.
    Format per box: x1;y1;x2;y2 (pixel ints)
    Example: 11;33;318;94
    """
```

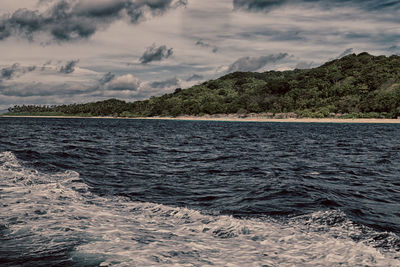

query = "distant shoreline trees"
7;53;400;118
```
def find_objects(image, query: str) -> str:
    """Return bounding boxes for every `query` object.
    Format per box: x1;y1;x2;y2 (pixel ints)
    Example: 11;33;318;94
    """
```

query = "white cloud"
104;74;142;91
0;0;399;109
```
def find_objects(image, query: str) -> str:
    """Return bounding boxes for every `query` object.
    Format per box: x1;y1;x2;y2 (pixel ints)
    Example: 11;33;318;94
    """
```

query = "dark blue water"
1;117;399;266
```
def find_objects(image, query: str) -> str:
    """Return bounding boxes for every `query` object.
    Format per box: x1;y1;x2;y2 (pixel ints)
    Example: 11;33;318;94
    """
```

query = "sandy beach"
137;116;400;124
2;114;400;123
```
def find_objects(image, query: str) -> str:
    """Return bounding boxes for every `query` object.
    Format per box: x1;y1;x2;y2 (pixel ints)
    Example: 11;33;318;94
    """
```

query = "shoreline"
2;115;400;123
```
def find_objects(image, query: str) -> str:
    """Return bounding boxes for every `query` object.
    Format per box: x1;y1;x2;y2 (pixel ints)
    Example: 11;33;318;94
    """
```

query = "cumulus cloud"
186;74;204;82
103;74;141;91
2;0;399;111
0;63;183;106
227;53;289;73
59;60;79;74
0;0;187;42
139;44;173;64
195;40;218;53
232;0;400;13
0;63;36;81
0;69;144;100
150;77;180;88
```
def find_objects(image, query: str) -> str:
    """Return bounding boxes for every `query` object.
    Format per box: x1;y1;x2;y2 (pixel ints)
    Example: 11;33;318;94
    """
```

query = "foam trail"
1;151;399;266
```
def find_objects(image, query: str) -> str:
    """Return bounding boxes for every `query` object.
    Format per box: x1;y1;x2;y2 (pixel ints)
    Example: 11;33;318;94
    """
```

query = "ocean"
0;117;399;266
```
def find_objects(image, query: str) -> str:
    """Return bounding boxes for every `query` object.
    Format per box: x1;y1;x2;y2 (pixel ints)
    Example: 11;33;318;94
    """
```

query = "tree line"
8;52;400;118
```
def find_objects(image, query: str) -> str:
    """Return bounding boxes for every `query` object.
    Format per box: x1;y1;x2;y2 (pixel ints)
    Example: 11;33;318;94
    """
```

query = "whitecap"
1;151;399;266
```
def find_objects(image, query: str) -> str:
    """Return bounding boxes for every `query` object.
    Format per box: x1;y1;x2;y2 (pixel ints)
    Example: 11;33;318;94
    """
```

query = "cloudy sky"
0;0;399;110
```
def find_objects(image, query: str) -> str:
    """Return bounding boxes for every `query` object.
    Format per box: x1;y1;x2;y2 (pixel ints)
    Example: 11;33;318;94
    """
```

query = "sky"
0;0;399;110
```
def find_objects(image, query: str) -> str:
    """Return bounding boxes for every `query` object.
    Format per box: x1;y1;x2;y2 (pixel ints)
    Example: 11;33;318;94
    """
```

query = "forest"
7;52;400;118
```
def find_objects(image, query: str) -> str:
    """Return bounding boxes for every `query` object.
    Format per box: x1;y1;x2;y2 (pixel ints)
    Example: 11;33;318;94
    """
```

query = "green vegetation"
6;53;400;118
4;111;93;117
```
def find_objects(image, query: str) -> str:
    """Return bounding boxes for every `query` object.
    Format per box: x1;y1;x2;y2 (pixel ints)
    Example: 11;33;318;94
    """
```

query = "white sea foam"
1;151;399;266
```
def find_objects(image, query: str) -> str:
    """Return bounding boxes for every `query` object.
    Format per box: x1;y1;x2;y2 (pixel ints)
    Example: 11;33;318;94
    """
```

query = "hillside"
6;53;400;118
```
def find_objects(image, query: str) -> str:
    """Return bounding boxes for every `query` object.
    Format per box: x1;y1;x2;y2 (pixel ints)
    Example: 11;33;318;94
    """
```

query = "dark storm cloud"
41;60;52;71
0;63;36;81
150;77;180;88
139;44;173;64
0;64;20;80
0;0;187;42
27;66;36;72
195;40;218;53
237;28;305;42
0;82;93;97
232;0;400;12
186;74;204;82
59;60;79;74
99;72;116;85
233;0;287;12
227;53;288;73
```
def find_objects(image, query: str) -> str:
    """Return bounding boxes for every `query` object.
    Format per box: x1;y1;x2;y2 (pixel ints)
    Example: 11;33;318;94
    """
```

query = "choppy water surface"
0;117;399;266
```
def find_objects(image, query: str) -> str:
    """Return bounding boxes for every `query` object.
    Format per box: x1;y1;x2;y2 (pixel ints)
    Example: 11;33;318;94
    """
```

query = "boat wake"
1;151;399;266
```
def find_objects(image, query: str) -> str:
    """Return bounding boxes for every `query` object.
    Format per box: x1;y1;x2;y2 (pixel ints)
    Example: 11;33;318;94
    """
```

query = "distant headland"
4;53;400;120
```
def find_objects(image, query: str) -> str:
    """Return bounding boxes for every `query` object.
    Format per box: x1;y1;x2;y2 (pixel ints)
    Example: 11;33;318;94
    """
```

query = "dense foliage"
7;53;400;118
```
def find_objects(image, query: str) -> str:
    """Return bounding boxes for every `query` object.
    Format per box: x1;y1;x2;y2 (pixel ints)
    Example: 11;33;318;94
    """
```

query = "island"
4;53;400;120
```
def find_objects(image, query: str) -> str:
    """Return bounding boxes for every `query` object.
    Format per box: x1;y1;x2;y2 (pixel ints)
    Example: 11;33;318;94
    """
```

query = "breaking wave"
1;151;399;266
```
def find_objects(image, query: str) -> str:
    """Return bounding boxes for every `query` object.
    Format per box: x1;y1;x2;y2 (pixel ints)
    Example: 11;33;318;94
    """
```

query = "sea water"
0;118;399;266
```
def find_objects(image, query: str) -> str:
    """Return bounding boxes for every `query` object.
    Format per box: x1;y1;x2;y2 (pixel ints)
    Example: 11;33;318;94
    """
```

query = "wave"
1;151;399;266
